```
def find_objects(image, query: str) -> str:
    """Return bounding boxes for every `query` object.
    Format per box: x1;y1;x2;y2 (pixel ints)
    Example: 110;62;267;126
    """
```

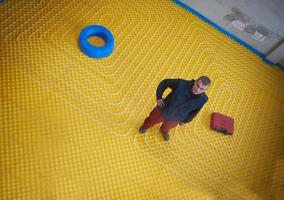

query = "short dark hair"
197;76;211;86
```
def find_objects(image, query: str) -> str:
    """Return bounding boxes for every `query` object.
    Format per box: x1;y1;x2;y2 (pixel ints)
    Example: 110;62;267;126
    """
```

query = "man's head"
192;76;211;95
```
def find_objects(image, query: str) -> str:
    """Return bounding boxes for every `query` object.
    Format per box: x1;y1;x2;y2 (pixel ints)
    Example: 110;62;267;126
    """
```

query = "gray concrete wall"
177;0;284;64
279;58;284;66
266;41;284;64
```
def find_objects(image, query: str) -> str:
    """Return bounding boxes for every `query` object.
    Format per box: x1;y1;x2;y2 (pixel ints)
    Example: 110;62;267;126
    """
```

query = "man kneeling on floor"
139;76;210;141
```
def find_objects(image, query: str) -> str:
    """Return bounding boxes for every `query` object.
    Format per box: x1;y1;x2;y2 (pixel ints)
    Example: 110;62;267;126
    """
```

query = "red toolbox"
211;112;234;135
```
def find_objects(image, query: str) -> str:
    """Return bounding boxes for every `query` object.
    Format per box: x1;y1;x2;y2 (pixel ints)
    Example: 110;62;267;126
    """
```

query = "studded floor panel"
1;0;284;199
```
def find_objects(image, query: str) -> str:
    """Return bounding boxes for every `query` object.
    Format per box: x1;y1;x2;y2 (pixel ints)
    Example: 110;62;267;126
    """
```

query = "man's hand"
157;99;165;108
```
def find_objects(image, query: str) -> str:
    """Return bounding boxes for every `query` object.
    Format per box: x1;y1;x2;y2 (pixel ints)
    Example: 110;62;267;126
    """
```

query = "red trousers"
143;106;179;133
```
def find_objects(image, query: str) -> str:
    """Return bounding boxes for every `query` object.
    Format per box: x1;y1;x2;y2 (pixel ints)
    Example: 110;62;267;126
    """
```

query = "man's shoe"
139;126;147;134
162;132;170;141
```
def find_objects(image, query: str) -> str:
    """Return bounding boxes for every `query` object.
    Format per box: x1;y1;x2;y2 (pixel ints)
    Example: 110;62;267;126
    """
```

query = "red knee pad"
210;112;234;135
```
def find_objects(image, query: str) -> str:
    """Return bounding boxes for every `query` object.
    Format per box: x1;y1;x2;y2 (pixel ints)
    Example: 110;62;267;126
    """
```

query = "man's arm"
156;79;181;99
182;97;208;123
182;108;202;123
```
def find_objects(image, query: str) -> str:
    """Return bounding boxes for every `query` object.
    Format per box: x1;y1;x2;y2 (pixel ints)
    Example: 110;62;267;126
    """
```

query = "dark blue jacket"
156;79;208;123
